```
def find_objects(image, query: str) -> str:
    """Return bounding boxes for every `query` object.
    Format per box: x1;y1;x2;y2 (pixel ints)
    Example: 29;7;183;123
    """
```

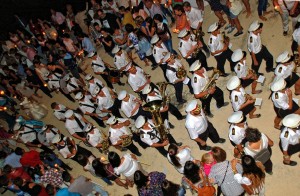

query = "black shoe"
178;115;187;120
283;31;288;36
178;99;187;104
200;145;212;151
218;138;226;143
118;82;125;86
266;171;273;175
151;65;158;70
283;160;297;166
266;68;275;73
135;152;142;157
217;102;229;109
176;142;183;146
220;73;229;77
206;67;214;71
169;123;175;129
121;147;128;151
258;72;264;76
207;113;214;118
234;31;243;37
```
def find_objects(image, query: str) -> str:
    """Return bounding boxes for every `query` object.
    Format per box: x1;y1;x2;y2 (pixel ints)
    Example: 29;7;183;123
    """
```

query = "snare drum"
109;70;120;84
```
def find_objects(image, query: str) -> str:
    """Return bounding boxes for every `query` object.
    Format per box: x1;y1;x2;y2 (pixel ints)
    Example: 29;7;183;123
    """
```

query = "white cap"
282;114;300;128
42;125;48;131
84;124;93;132
51;134;61;144
64;74;70;81
65;110;74;118
150;34;160;44
85;74;93;81
107;116;117;125
231;49;246;62
227;76;241;90
75;92;83;100
248;20;262;32
270;77;286;92
185;100;198;112
208;22;219;33
112;46;121;54
87;52;96;58
135;116;146;129
276;51;291;63
178;29;189;38
189;60;201;72
163;52;172;63
142;84;152;94
13;123;22;131
93;86;101;96
228;111;244;123
118;90;127;100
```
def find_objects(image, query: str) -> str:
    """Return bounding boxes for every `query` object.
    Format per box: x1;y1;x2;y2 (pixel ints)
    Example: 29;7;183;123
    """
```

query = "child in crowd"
201;152;216;176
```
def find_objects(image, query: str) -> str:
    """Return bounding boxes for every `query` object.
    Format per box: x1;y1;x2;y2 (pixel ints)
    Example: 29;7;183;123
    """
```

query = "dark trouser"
71;145;93;163
125;142;141;155
146;54;158;68
39;85;53;98
196;121;221;150
186;50;208;69
160;4;175;23
200;86;224;115
215;49;235;73
59;89;75;102
90;115;105;127
279;141;300;157
132;107;152;120
156;146;168;157
167;133;178;144
132;133;148;149
100;73;114;89
107;99;122;118
251;45;274;74
174;82;184;102
31;139;53;153
264;147;273;173
60;160;73;170
258;0;268;16
291;40;298;54
159;63;168;81
0;111;15;131
168;103;184;120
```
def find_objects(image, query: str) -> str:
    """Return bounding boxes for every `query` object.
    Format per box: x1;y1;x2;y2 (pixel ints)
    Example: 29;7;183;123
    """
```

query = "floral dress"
138;172;166;196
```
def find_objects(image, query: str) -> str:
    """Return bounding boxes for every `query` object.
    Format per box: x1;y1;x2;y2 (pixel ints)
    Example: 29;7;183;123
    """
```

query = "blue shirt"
56;188;81;196
82;37;96;53
4;153;22;168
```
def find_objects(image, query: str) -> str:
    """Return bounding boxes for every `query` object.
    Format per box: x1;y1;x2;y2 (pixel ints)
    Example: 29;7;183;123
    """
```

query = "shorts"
240;103;255;116
241;78;254;88
275;101;299;118
285;72;299;88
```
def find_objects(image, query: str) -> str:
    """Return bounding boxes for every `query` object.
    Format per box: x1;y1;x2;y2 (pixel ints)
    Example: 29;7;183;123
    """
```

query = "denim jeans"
164;39;178;55
258;0;268;16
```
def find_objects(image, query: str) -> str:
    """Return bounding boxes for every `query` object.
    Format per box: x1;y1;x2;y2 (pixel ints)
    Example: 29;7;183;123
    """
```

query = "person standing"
247;21;274;74
185;100;226;151
151;34;169;77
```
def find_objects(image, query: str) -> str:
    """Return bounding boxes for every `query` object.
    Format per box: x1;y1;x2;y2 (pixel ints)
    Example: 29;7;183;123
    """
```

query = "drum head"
37;131;50;146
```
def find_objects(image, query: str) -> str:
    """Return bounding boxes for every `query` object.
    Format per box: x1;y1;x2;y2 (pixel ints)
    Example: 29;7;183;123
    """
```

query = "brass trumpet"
201;69;221;99
176;67;187;79
156;82;170;107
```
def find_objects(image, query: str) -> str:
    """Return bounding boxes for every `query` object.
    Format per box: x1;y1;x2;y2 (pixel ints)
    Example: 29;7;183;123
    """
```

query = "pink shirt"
203;161;216;176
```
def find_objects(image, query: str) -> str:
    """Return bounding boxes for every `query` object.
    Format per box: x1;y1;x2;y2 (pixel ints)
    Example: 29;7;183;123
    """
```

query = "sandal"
250;114;261;119
252;90;262;94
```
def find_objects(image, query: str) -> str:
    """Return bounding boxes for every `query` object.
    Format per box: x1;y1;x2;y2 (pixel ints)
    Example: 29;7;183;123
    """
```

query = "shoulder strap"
220;161;230;186
183;177;199;191
166;66;177;72
282;1;289;10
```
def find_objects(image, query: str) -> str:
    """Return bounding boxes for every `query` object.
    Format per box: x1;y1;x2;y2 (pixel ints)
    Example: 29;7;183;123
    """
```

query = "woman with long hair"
134;170;166;196
232;155;266;195
108;151;147;188
162;179;186;196
167;143;194;174
92;157;128;189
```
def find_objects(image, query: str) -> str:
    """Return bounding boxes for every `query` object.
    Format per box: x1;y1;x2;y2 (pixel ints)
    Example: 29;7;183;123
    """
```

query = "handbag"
253;148;271;164
283;1;300;17
183;170;216;196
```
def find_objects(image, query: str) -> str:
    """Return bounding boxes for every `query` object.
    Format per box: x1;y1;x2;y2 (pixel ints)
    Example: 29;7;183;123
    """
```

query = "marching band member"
64;109;90;142
247;20;274;74
271;77;300;129
292;19;300;56
118;90;151;120
135;116;181;157
207;22;235;76
51;102;69;122
93;86;123;118
112;45;132;72
280;114;300;166
64;74;81;95
231;49;261;94
185;100;226;151
75;91;106;128
177;29;209;70
167;143;194;174
83;124;105;151
227;111;248;158
190;60;227;118
127;64;151;98
275;51;300;95
163;52;193;104
85;74;104;95
107;116;142;156
41;124;60;145
151;34;169;77
227;76;261;118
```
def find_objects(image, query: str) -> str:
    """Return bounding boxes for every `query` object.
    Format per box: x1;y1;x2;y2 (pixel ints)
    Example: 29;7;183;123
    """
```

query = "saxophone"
99;129;110;155
191;32;201;58
201;68;221;100
156;82;170;107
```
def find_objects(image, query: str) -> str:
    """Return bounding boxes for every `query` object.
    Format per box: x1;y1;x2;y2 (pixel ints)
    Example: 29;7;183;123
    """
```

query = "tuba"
201;68;221;100
176;67;187;79
143;100;168;141
99;129;110;155
156;82;170;107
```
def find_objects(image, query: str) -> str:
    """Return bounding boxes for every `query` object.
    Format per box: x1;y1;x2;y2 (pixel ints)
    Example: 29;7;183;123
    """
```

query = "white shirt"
65;113;86;135
96;87;114;110
92;55;106;73
191;70;209;95
208;34;224;56
79;95;96;114
66;77;79;92
185;7;203;29
114;153;139;177
244;133;269;157
178;35;197;59
114;51;132;70
228;123;247;145
234;61;248;79
47;74;61;90
53;104;67;121
280;127;300;151
167;147;194;174
274;63;295;79
121;94;139;118
293;27;300;45
45;127;59;143
109;122;130;145
58;137;77;159
271;91;290;110
88;78;104;95
86;128;103;147
166;60;184;83
19;125;36;143
153;44;169;64
185;109;208;139
128;67;147;92
146;89;163;102
248;32;262;54
140;120;161;146
230;88;246;111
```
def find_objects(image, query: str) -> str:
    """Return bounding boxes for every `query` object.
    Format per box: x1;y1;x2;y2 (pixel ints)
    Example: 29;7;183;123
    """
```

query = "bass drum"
109;70;120;84
37;131;51;146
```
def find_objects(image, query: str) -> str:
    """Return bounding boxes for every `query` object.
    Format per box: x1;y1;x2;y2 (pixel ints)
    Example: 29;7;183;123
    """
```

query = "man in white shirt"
51;102;69;121
151;34;169;79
